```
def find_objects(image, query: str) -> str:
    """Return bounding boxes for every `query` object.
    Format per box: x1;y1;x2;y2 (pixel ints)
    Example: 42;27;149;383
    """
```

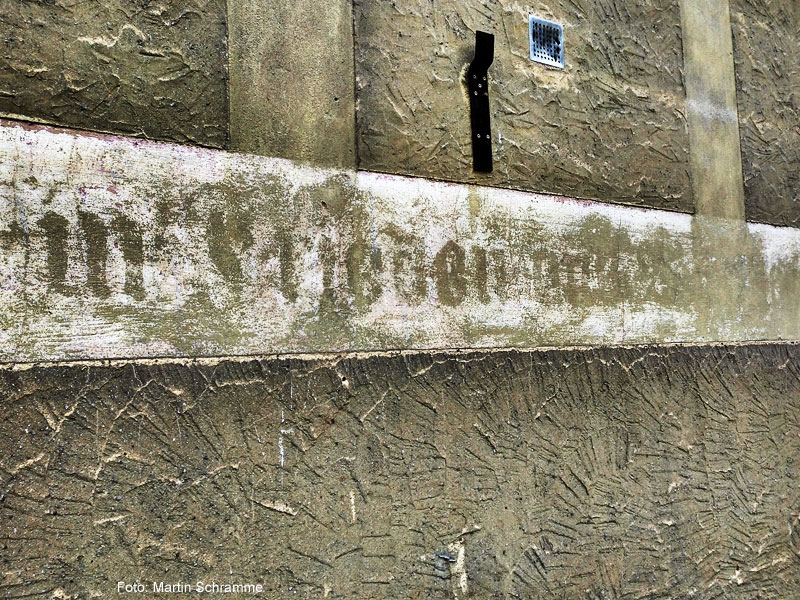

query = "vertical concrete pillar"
227;0;357;168
680;0;745;220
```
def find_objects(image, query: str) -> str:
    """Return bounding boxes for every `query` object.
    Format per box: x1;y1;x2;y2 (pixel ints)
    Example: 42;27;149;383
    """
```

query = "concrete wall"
355;0;693;211
0;0;229;148
731;0;800;227
2;343;799;598
1;2;799;599
1;0;797;220
227;0;357;167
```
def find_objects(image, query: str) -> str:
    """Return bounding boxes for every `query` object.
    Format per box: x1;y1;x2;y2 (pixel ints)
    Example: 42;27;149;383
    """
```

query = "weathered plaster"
355;0;692;211
730;0;800;227
680;0;745;220
1;343;799;598
0;0;229;148
1;120;800;362
227;0;357;167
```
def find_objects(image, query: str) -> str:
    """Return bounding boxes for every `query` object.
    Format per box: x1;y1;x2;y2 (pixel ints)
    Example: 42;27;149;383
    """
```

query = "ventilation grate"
529;16;564;69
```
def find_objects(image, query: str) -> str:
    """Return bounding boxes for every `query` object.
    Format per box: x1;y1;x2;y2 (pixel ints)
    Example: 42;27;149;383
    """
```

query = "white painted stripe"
1;121;799;361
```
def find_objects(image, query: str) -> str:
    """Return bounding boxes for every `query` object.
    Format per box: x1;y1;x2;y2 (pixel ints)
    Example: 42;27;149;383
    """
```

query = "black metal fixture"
467;30;494;173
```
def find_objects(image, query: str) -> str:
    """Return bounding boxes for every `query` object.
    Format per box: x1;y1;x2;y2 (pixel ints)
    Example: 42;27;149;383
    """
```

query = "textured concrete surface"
227;0;356;166
680;0;745;220
355;0;693;211
731;0;800;227
0;0;229;148
2;343;799;599
3;120;800;362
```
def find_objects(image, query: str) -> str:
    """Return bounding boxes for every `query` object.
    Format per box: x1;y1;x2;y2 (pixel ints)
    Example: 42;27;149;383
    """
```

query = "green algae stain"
381;223;426;304
346;237;383;309
318;234;338;311
345;204;384;309
472;247;489;304
277;236;300;303
78;210;110;299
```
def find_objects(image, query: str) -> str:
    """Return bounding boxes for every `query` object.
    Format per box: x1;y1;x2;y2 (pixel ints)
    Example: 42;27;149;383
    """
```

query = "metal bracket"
467;30;494;173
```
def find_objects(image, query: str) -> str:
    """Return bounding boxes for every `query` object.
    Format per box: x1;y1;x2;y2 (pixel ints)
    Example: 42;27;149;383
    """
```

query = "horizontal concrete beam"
1;120;799;362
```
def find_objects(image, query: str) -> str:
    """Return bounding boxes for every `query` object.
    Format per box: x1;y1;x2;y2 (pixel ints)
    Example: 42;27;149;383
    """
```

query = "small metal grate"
529;16;564;69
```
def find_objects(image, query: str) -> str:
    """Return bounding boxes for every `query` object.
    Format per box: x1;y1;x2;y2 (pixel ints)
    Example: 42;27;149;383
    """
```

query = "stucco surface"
679;0;744;220
731;0;800;227
355;0;692;211
0;0;228;147
3;120;800;362
2;343;799;598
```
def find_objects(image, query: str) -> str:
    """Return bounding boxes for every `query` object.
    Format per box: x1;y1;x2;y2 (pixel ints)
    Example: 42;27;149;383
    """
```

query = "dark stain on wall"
110;215;145;301
355;0;693;212
433;240;467;306
346;225;384;310
78;210;110;299
382;223;427;304
207;207;255;285
0;0;229;147
731;0;800;227
2;343;798;598
37;211;70;292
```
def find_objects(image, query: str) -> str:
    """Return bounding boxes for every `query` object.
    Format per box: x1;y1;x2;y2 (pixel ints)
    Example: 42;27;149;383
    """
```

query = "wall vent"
529;16;564;69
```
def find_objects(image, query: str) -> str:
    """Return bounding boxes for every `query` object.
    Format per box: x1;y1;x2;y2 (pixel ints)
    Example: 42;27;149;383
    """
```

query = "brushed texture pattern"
731;0;800;227
2;344;799;598
0;0;229;147
355;0;693;211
